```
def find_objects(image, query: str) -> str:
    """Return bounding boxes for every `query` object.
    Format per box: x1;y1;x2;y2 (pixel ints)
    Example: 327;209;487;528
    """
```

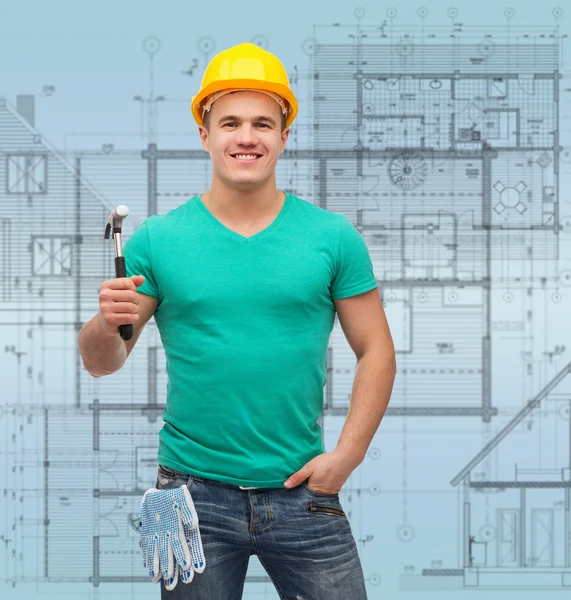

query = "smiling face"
198;90;290;191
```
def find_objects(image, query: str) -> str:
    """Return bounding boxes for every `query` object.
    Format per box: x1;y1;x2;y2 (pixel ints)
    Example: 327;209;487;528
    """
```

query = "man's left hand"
283;449;360;494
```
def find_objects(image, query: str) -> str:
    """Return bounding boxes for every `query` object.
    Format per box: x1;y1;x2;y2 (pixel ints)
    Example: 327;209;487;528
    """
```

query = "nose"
235;123;257;146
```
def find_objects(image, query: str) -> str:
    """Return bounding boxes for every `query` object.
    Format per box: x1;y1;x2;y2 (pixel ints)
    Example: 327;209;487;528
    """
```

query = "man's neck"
203;179;284;223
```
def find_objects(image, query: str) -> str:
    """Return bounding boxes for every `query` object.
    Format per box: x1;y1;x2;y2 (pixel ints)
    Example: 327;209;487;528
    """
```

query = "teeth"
234;154;258;160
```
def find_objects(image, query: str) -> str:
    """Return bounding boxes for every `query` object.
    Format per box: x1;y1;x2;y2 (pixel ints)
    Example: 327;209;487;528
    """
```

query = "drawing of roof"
0;95;113;213
451;361;571;486
0;95;126;306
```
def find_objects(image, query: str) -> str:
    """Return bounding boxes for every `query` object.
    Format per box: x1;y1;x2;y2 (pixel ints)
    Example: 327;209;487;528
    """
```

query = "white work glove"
139;484;206;590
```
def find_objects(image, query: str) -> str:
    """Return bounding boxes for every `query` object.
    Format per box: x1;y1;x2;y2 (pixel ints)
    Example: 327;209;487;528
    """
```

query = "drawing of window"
6;153;47;194
31;236;72;276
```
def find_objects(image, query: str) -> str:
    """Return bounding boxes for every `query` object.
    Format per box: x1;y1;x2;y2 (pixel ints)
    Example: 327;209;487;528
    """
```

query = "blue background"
1;0;570;598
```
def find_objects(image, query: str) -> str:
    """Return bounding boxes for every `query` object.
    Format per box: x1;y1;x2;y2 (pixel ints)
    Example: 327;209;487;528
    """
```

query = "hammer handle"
114;256;134;341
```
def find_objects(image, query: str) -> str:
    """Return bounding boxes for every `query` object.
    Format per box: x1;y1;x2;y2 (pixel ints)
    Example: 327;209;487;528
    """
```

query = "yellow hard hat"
191;42;298;128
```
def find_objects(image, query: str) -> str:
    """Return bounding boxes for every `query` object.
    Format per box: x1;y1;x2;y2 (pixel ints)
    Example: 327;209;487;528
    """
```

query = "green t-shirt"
123;193;377;487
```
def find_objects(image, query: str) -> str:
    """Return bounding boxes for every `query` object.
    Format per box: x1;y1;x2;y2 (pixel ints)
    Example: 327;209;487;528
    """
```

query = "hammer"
104;205;133;341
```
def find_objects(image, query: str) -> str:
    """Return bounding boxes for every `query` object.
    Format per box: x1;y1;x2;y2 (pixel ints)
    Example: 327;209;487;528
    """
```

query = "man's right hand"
98;275;145;336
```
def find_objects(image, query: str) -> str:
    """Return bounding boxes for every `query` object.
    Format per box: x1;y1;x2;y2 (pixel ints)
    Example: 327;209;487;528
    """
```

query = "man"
78;42;396;599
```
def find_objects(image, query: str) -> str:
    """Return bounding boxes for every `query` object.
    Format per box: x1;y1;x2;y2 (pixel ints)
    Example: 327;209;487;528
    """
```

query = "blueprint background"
1;0;571;598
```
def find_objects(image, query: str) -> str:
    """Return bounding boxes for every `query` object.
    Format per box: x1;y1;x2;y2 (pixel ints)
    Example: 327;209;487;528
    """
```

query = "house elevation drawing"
1;4;571;599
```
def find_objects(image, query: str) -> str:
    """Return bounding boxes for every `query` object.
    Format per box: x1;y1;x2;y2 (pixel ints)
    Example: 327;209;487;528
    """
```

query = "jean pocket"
301;481;339;499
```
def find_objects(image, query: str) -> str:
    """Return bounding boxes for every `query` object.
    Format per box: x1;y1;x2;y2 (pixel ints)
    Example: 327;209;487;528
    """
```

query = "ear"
280;127;290;153
198;126;210;153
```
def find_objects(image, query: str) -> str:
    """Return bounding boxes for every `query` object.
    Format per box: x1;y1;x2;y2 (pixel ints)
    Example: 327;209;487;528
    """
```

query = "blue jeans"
155;464;368;599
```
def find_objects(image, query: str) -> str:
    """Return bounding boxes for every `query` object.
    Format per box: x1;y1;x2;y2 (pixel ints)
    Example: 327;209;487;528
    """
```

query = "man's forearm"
334;350;396;466
78;315;128;377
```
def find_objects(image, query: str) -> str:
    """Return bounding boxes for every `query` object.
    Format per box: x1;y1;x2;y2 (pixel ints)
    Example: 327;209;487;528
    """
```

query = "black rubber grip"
114;256;134;341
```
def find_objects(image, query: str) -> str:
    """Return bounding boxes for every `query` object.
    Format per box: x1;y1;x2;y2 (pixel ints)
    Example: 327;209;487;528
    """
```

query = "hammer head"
104;205;129;239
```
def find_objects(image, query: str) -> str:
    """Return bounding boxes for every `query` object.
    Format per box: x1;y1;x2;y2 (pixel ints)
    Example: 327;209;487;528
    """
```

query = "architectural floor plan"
1;5;570;599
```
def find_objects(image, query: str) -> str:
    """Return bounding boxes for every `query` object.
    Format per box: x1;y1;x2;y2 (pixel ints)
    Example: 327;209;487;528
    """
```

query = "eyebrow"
217;115;277;126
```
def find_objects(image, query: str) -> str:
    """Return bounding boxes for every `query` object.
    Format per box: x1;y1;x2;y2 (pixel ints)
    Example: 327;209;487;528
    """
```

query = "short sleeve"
122;219;159;300
330;215;378;300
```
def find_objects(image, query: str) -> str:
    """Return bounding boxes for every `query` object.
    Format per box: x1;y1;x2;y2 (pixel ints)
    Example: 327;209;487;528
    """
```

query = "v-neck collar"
195;192;291;244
